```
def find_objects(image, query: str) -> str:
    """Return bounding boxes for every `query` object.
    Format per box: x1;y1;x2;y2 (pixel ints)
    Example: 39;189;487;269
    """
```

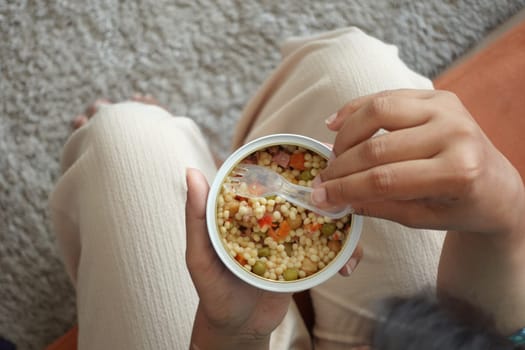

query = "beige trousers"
50;28;444;350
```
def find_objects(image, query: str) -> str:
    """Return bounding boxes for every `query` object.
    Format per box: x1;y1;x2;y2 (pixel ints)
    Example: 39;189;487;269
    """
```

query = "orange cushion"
45;325;77;350
434;19;525;179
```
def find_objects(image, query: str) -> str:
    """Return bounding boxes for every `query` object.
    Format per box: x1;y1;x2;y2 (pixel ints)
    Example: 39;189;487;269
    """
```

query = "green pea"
258;247;270;257
252;260;266;276
266;195;277;200
283;268;299;281
321;223;336;237
299;170;313;181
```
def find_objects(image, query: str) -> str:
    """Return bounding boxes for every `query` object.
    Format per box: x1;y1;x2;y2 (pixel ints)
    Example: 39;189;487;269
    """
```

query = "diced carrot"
268;221;291;242
305;222;321;233
268;227;279;241
277;220;291;240
257;214;273;228
289;152;306;170
235;253;247;265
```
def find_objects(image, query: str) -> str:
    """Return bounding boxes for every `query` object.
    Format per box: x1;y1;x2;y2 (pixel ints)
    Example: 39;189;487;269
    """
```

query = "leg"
50;102;216;349
234;28;444;349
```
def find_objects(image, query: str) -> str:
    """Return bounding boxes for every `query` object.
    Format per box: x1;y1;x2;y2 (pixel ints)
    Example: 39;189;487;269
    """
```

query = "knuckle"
454;120;480;140
369;166;394;195
446;148;484;198
321;164;336;181
437;89;458;101
438;90;463;107
361;137;386;164
335;180;347;202
326;179;348;204
368;96;391;117
376;90;394;99
455;151;483;186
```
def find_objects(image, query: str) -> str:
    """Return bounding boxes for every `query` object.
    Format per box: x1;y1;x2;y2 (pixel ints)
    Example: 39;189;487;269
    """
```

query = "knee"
83;102;201;175
89;102;191;141
284;27;397;67
283;27;432;100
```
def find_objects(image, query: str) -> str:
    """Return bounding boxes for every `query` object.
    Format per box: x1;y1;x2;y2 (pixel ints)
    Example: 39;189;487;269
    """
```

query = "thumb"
185;168;214;271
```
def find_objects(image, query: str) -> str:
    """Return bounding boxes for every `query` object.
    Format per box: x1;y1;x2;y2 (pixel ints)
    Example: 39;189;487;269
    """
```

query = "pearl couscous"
216;145;353;282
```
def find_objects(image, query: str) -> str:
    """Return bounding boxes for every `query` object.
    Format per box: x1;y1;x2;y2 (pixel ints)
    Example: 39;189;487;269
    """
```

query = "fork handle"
280;182;353;219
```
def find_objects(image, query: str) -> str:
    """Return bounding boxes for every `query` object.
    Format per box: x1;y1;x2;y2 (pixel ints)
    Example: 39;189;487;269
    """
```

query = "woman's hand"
313;89;525;237
185;169;292;350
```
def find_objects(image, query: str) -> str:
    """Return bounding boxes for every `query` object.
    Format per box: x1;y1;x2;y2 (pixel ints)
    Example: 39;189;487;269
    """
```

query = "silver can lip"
206;134;363;293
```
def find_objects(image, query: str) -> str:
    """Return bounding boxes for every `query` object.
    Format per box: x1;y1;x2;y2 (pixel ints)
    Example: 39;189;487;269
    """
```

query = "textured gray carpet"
1;1;524;348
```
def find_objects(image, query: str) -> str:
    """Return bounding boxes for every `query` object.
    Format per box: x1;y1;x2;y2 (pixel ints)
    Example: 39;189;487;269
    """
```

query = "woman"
50;28;525;349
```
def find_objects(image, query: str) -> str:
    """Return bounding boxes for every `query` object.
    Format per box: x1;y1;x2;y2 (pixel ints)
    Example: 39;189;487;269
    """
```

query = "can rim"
206;134;363;292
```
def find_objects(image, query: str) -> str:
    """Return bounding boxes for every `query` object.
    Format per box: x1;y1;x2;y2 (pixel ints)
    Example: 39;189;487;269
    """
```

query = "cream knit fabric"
232;28;445;349
50;28;445;349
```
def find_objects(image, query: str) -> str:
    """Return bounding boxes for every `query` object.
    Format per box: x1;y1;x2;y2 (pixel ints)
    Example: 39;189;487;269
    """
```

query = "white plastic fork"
225;164;353;219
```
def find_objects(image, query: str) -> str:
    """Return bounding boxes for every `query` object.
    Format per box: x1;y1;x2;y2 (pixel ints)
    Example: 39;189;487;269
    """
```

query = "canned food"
206;134;362;292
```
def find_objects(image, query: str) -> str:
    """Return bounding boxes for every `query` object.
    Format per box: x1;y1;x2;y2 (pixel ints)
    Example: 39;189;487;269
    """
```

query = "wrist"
486;158;525;240
190;304;270;350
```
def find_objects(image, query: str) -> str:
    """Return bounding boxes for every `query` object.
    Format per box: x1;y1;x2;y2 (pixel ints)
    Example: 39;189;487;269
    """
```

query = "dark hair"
372;293;520;350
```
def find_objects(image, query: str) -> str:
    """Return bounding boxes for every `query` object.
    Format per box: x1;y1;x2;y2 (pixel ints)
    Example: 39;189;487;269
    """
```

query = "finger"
350;199;451;230
72;115;88;129
314;159;460;207
321;123;443;181
326;89;436;131
332;95;434;157
338;244;363;277
85;98;111;118
185;168;214;271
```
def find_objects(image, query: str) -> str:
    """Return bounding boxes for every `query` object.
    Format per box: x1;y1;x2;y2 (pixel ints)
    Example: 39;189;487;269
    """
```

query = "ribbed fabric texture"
50;103;217;349
233;27;445;349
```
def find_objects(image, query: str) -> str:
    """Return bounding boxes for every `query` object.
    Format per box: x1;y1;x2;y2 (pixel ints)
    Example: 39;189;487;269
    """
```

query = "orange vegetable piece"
235;253;247;265
268;227;279;241
305;222;321;233
289;152;306;170
277;220;291;239
268;221;291;242
257;214;273;228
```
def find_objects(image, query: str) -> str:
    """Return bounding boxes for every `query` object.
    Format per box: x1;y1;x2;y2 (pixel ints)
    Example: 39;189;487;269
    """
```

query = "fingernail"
312;187;327;205
312;175;322;188
340;264;352;276
72;115;87;129
348;257;357;271
341;258;358;277
325;113;337;125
